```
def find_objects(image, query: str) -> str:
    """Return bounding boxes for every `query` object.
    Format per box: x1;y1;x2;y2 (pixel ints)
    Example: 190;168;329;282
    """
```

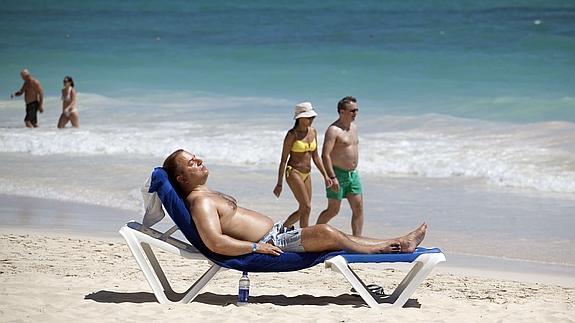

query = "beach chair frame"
119;220;446;308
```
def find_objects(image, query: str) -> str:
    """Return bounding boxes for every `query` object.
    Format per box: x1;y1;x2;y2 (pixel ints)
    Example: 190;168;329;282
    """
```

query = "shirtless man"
11;69;44;128
162;149;427;256
316;96;364;236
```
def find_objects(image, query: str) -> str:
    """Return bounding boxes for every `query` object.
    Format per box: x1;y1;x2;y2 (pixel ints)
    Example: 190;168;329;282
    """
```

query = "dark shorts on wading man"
25;101;40;126
326;166;363;200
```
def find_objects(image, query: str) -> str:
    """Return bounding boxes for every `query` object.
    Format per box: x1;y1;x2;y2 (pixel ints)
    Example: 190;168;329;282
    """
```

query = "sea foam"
1;116;574;194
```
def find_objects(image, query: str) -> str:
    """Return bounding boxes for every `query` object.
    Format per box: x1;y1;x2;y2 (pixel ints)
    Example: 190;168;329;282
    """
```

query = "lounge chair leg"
180;263;221;303
120;226;222;304
325;256;380;308
326;252;445;308
387;253;445;307
140;242;175;298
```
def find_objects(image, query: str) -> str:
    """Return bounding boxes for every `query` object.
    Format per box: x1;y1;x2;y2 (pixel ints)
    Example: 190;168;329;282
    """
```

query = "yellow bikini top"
291;137;317;153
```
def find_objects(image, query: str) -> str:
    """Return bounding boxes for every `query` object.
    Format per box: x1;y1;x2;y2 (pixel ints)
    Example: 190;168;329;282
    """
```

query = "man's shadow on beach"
85;290;420;308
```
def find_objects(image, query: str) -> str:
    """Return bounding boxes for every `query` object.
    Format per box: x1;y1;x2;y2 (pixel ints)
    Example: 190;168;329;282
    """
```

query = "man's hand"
324;177;333;189
39;105;44;113
329;177;340;192
255;242;283;256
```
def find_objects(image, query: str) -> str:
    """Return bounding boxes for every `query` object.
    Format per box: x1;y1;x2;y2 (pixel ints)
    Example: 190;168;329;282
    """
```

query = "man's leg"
24;103;39;127
347;193;364;236
347;223;427;253
24;107;33;128
31;110;38;127
316;198;341;225
299;223;427;254
300;224;399;254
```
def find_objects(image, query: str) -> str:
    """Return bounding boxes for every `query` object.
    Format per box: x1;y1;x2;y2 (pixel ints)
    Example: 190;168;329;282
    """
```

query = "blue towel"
149;167;442;272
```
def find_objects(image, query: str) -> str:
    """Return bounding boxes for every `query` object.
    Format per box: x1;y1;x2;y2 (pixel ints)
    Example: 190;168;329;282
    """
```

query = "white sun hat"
293;102;318;119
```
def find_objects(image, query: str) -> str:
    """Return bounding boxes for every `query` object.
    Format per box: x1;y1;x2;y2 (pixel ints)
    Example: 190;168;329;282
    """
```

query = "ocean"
1;1;574;268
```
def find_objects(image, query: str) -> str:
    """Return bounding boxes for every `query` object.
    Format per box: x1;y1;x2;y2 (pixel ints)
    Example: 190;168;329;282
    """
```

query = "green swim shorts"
326;166;363;200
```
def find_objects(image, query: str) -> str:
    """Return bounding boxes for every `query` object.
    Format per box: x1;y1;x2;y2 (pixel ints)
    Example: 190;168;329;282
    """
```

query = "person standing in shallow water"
58;76;79;128
10;69;44;128
273;102;332;229
316;96;364;236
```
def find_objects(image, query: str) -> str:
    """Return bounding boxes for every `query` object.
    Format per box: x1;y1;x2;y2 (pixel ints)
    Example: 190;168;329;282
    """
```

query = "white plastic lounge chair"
119;168;446;308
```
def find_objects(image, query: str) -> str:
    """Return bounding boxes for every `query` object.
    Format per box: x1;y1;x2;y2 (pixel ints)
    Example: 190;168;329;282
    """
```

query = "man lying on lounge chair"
162;149;427;256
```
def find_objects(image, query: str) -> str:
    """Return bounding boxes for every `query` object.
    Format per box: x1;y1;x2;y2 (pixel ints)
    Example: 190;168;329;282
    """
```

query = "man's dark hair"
337;96;357;113
163;149;184;194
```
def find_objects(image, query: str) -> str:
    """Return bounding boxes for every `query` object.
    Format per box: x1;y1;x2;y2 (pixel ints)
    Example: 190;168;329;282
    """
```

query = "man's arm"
311;129;332;187
11;83;25;98
322;126;339;192
31;79;44;111
189;196;281;256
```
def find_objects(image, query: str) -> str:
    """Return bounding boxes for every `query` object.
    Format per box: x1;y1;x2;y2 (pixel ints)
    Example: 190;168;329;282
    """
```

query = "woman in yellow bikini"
273;102;332;228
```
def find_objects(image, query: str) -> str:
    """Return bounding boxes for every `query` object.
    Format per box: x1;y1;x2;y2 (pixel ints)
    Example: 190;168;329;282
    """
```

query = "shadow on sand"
85;290;420;308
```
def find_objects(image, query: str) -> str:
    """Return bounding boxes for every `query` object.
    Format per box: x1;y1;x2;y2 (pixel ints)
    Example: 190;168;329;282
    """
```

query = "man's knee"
347;195;363;212
326;200;341;213
299;203;312;214
351;203;363;216
314;224;339;238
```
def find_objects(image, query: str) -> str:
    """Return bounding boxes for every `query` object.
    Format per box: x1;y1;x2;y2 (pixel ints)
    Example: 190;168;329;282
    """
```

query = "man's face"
176;151;209;185
20;71;30;81
342;102;359;121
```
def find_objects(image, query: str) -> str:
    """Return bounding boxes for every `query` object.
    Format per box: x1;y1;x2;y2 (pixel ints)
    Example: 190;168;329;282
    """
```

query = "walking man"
316;96;364;236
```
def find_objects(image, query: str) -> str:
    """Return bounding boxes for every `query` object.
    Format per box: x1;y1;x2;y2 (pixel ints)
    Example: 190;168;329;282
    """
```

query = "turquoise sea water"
1;0;574;121
1;1;574;266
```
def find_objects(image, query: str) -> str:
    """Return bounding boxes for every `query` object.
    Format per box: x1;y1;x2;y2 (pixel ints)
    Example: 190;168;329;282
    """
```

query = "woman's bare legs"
283;169;312;228
57;113;69;128
57;111;79;128
69;111;79;128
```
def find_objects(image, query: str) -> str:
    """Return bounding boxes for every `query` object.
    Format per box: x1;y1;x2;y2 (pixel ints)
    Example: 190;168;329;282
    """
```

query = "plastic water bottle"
237;272;250;306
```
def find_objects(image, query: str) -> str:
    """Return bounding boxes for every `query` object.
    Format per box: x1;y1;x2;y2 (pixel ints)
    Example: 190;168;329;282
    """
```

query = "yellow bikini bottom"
286;166;311;182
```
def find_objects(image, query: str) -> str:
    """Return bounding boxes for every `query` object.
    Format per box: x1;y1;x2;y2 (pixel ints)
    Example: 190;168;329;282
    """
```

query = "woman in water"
57;76;79;128
273;102;332;228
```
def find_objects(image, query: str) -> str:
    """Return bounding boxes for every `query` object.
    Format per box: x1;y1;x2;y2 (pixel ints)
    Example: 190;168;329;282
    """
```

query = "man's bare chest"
336;131;358;147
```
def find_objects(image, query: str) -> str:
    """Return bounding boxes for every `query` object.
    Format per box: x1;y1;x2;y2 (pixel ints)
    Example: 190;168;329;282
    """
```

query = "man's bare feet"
371;240;401;254
398;223;427;253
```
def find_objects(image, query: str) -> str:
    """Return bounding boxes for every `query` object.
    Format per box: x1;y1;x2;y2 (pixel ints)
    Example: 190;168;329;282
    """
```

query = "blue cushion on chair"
148;167;443;272
149;167;343;272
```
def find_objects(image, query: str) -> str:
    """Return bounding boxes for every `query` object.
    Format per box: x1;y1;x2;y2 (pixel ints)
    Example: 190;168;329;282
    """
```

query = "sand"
1;232;574;323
